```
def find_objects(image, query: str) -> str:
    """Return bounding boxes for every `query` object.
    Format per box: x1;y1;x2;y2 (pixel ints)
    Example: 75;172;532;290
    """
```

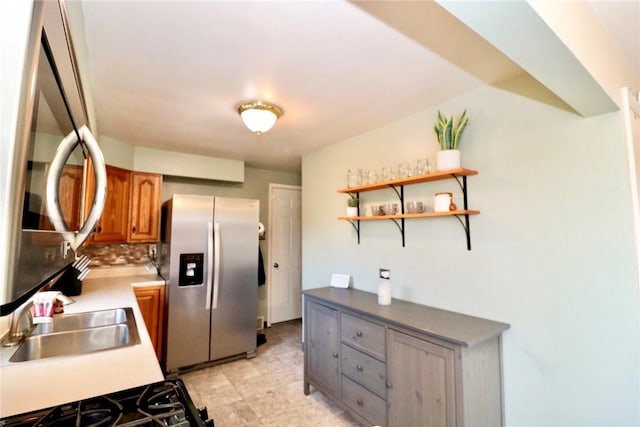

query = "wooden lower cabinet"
387;330;456;427
304;300;340;400
134;285;165;361
303;287;509;427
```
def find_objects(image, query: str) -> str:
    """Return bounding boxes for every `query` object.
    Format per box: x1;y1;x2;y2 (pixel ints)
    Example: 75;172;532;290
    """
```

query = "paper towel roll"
378;280;391;305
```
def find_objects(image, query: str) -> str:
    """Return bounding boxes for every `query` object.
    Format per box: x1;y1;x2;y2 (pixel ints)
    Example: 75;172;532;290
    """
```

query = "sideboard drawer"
341;343;387;398
341;375;387;427
341;313;385;360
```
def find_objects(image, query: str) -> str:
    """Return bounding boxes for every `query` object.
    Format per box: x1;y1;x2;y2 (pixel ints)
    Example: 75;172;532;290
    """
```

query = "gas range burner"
8;396;123;427
0;380;212;427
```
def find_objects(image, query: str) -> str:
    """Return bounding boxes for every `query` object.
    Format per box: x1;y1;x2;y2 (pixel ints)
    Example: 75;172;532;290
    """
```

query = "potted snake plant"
433;109;469;171
346;194;359;217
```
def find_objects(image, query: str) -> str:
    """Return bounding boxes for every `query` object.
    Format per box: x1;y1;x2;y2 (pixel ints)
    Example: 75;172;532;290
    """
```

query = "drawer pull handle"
357;399;363;406
355;331;363;337
386;381;392;389
356;365;364;372
332;352;339;358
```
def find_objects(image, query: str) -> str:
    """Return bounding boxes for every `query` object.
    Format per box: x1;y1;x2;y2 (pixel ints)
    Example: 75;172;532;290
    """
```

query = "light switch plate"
330;273;351;288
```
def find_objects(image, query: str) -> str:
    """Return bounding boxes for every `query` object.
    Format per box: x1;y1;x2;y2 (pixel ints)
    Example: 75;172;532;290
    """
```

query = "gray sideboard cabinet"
303;287;510;427
304;298;341;400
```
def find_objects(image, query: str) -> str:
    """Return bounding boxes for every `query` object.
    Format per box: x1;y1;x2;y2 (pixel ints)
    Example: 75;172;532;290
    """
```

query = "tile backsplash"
80;243;157;267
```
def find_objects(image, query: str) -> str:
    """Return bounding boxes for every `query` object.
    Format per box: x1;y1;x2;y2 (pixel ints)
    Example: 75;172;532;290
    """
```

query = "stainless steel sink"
32;307;130;335
9;307;140;362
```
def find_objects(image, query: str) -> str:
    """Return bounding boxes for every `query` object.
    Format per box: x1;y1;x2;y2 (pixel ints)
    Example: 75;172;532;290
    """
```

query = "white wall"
302;84;639;426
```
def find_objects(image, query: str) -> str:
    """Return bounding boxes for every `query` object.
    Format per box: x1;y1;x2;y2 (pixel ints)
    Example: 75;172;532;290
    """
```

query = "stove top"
0;379;212;427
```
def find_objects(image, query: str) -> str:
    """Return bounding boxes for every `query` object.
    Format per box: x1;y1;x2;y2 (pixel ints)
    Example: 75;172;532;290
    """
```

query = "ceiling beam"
436;0;619;117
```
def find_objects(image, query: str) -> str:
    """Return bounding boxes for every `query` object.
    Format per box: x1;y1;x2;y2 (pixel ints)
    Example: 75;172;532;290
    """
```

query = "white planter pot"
436;149;461;171
346;207;359;217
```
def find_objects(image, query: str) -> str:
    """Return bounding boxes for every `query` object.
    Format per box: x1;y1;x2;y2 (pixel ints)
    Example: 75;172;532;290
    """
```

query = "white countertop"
0;273;165;418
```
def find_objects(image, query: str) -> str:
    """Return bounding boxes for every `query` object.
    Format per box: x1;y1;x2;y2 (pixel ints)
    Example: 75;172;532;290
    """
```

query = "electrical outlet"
379;268;390;279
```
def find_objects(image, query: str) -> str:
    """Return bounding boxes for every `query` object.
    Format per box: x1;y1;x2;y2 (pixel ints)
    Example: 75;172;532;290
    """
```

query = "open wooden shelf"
338;210;480;221
337;168;479;249
337;168;478;194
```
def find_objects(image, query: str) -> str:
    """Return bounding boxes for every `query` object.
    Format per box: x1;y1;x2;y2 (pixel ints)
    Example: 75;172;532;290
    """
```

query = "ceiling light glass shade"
237;101;283;135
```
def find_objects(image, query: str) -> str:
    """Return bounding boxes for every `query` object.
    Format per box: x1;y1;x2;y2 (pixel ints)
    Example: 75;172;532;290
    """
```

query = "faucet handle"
56;294;75;306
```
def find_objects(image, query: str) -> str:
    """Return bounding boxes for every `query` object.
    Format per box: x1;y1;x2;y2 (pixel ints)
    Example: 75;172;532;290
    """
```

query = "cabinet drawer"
341;344;387;398
341;313;386;360
341;375;386;427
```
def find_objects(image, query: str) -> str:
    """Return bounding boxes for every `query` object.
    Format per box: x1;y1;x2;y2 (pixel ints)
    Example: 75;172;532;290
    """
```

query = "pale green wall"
162;167;301;320
99;136;135;170
99;136;244;182
302;85;639;425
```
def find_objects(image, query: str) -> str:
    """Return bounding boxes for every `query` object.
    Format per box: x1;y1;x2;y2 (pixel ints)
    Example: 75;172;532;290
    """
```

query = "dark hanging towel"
258;247;266;286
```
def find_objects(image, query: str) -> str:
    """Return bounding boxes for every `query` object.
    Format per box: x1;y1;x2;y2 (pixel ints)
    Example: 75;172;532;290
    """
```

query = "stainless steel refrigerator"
160;194;259;372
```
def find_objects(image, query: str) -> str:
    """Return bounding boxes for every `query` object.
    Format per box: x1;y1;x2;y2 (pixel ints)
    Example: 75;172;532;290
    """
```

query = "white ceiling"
79;0;639;173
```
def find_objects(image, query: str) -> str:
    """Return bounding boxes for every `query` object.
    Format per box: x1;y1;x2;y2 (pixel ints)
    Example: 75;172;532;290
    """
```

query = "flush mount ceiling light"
237;101;283;135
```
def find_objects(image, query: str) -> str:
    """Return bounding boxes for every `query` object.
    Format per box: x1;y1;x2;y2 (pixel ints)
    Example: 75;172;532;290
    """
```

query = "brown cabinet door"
128;172;162;242
40;164;83;231
134;285;165;361
306;301;340;400
87;165;131;243
387;329;456;427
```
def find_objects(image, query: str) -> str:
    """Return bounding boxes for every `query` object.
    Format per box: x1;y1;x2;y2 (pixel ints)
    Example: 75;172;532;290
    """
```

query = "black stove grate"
0;380;208;427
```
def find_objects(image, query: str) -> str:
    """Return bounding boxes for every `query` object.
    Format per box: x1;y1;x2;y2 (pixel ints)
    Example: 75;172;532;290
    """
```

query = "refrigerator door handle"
205;222;214;310
212;222;221;309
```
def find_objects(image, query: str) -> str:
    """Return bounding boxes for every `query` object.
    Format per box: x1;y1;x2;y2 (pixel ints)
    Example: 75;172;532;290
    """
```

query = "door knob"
273;262;279;268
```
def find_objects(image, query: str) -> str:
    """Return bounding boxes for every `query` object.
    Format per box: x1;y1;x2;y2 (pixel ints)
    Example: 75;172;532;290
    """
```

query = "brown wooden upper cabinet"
85;162;162;244
39;164;84;231
128;172;162;242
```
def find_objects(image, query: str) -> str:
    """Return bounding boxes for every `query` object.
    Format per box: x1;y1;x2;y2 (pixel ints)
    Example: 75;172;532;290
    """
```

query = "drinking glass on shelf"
416;158;432;175
398;162;411;178
361;169;369;185
368;170;378;184
382;167;395;181
347;169;362;187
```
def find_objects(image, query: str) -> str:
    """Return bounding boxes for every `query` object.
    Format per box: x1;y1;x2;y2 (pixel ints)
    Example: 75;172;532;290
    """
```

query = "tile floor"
180;320;361;427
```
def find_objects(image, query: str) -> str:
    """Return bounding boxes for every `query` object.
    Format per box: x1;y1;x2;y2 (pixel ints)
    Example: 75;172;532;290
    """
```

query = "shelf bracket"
387;184;403;203
387;185;405;246
451;175;472;249
452;175;469;210
452;214;472;250
388;218;406;247
346;219;360;244
345;191;361;244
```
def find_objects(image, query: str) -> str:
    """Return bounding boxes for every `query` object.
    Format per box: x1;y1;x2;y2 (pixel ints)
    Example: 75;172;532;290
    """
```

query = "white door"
268;184;302;325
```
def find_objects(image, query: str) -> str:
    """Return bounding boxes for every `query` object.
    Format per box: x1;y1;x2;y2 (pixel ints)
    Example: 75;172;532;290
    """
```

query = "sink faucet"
2;293;74;347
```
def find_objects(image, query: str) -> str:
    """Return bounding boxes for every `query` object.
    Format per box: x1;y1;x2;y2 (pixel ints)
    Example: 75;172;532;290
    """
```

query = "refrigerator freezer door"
210;197;259;361
212;222;221;309
205;222;213;310
165;195;214;371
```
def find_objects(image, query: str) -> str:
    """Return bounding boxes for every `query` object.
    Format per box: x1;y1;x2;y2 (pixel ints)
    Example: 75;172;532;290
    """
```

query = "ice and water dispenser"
178;253;204;286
